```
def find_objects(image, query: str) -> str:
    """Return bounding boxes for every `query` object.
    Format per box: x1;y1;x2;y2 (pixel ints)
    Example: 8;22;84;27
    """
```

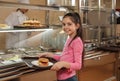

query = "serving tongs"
39;46;57;52
22;51;29;55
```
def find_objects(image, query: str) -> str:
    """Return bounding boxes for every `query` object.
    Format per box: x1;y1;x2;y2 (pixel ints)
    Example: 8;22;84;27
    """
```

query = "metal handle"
93;56;101;60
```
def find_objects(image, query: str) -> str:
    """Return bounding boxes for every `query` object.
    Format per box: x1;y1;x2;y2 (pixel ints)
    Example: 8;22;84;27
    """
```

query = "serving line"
0;28;52;32
0;62;38;81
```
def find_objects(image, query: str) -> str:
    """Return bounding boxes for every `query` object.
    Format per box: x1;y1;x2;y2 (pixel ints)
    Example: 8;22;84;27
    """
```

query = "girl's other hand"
38;52;54;58
50;61;70;71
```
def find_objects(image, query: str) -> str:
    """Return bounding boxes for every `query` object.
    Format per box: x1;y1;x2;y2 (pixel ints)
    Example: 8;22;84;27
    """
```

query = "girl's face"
62;17;79;38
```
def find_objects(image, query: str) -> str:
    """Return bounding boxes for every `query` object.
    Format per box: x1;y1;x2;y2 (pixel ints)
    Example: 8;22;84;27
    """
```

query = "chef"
5;0;30;48
115;10;120;24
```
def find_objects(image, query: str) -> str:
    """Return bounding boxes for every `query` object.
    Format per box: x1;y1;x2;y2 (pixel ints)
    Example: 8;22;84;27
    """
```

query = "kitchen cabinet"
79;64;116;81
84;52;116;67
78;51;117;81
20;70;56;81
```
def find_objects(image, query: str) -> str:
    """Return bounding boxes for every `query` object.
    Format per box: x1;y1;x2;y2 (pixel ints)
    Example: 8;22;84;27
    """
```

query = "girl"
39;12;83;81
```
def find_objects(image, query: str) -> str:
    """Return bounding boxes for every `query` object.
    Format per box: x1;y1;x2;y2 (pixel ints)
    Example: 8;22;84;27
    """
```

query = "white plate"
0;26;11;29
55;52;62;55
31;60;53;67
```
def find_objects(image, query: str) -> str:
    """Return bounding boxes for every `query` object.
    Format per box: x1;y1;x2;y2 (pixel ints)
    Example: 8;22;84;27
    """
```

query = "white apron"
5;10;28;48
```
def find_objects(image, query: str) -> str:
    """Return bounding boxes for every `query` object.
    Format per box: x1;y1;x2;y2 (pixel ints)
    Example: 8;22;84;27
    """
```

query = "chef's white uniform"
5;10;28;27
5;10;28;48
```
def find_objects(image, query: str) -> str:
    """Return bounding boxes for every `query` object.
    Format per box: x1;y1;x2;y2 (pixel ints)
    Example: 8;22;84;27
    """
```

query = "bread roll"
38;58;49;67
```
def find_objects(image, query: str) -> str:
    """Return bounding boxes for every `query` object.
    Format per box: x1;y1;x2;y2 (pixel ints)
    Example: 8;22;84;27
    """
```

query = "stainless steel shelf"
0;1;76;32
0;1;75;11
0;28;53;32
80;7;112;12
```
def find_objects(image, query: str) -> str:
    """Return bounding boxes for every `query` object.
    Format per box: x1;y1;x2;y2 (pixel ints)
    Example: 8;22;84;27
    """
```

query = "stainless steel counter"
0;47;119;81
0;62;35;81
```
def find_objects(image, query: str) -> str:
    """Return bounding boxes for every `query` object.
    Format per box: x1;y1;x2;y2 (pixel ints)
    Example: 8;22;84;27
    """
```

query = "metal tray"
14;25;48;29
21;57;57;70
97;46;120;52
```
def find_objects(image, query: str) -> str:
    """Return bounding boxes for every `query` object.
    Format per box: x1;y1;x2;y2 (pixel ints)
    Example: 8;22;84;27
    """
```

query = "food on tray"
38;58;49;66
14;19;48;29
0;24;8;27
5;55;19;61
0;24;10;29
23;20;41;27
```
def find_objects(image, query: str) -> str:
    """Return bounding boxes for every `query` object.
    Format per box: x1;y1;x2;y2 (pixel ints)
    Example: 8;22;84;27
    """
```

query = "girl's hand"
38;52;54;58
50;61;70;71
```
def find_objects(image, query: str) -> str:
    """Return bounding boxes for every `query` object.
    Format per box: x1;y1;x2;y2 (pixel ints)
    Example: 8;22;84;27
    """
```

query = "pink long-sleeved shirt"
53;37;83;80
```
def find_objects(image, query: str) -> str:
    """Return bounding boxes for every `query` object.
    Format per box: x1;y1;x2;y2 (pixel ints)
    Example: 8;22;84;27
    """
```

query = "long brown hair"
63;12;83;45
63;12;85;68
